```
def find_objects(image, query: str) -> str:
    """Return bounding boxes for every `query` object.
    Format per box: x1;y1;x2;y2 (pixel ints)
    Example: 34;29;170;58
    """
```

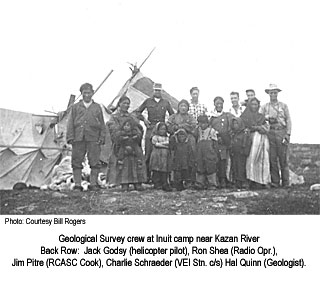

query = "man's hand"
143;118;151;128
284;134;290;144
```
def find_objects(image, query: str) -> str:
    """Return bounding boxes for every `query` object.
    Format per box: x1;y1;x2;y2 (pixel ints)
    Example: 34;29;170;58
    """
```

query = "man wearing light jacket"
260;84;292;188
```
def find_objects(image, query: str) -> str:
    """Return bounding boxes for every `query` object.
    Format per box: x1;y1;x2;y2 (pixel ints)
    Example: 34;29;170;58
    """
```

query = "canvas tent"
101;70;180;160
0;108;66;189
0;70;178;190
106;71;179;118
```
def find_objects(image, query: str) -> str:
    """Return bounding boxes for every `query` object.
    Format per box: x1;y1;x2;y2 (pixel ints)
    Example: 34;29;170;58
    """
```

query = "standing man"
242;89;256;107
189;87;208;120
67;83;107;191
229;91;244;116
210;96;233;188
261;84;292;188
135;83;174;181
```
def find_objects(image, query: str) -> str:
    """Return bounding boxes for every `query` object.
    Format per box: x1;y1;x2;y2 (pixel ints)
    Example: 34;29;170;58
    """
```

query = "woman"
167;99;197;147
240;97;270;188
167;99;197;184
106;96;147;191
230;117;251;190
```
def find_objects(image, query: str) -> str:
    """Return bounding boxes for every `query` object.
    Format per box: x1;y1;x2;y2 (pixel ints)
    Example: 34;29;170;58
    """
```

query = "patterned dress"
149;135;171;172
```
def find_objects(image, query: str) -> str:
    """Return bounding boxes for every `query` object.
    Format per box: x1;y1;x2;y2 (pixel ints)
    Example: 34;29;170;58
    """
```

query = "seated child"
194;115;218;189
149;122;172;191
116;118;143;169
230;117;252;190
169;128;195;191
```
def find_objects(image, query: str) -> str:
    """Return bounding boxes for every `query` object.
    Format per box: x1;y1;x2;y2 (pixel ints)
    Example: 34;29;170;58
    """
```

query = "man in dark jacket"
135;83;174;181
210;96;233;188
66;83;107;191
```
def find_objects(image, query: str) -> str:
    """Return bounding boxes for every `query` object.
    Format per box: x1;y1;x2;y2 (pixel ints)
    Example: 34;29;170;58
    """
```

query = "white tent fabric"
0;108;64;189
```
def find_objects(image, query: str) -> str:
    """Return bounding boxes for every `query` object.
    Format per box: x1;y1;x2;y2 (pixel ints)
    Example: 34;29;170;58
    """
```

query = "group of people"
66;82;291;192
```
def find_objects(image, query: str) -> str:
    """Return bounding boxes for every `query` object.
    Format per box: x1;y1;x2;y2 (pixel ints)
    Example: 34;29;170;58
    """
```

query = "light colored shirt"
197;127;218;141
189;102;208;120
229;105;244;117
260;101;292;134
83;100;93;109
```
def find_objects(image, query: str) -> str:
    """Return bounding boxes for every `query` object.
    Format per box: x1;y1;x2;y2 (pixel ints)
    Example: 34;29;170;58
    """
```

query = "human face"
153;89;162;98
199;122;209;130
119;99;130;112
233;120;240;131
246;91;255;100
214;100;224;112
82;88;94;103
123;122;131;132
158;125;167;136
178;103;189;114
268;90;278;102
191;90;199;103
177;133;187;143
250;100;259;112
230;94;239;107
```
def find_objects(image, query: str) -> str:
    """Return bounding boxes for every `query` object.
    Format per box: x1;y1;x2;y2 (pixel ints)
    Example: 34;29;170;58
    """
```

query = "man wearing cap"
189;87;208;119
66;83;107;191
135;83;174;180
260;84;292;188
241;89;256;107
210;96;233;188
229;91;244;116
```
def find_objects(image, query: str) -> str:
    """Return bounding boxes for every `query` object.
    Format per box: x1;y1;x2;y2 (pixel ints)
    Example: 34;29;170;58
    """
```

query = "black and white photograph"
0;0;319;215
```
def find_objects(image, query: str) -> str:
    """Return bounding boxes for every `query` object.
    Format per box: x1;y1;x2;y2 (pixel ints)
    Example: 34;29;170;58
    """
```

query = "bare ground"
0;185;319;215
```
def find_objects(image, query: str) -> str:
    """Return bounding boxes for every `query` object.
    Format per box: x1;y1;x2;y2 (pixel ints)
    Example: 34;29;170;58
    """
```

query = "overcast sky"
1;0;319;143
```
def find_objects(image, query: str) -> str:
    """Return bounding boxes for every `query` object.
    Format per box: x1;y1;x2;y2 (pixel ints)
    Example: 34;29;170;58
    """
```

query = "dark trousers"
152;171;168;188
268;129;289;186
173;169;191;190
72;141;101;169
145;126;154;179
217;159;227;181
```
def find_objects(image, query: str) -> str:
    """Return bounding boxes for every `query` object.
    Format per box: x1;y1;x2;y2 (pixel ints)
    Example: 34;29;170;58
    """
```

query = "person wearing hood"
241;97;270;188
107;96;147;191
194;115;218;190
169;128;195;191
230;117;252;190
209;96;233;188
167;99;197;184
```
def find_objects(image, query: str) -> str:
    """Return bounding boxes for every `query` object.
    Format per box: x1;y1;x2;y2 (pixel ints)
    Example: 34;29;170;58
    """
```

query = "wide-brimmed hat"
265;84;282;93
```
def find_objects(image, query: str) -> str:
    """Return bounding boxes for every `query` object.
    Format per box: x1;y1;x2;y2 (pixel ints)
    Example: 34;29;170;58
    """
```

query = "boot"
121;184;129;192
134;183;145;191
73;168;83;192
73;168;82;186
89;168;100;191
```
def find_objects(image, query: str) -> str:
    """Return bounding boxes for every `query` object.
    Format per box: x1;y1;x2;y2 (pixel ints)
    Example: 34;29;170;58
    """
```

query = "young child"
170;129;195;191
230;117;252;190
116;118;143;170
194;115;218;189
149;122;172;191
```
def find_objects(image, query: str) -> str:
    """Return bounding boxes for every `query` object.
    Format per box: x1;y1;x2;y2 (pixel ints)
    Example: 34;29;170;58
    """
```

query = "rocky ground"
0;185;319;215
